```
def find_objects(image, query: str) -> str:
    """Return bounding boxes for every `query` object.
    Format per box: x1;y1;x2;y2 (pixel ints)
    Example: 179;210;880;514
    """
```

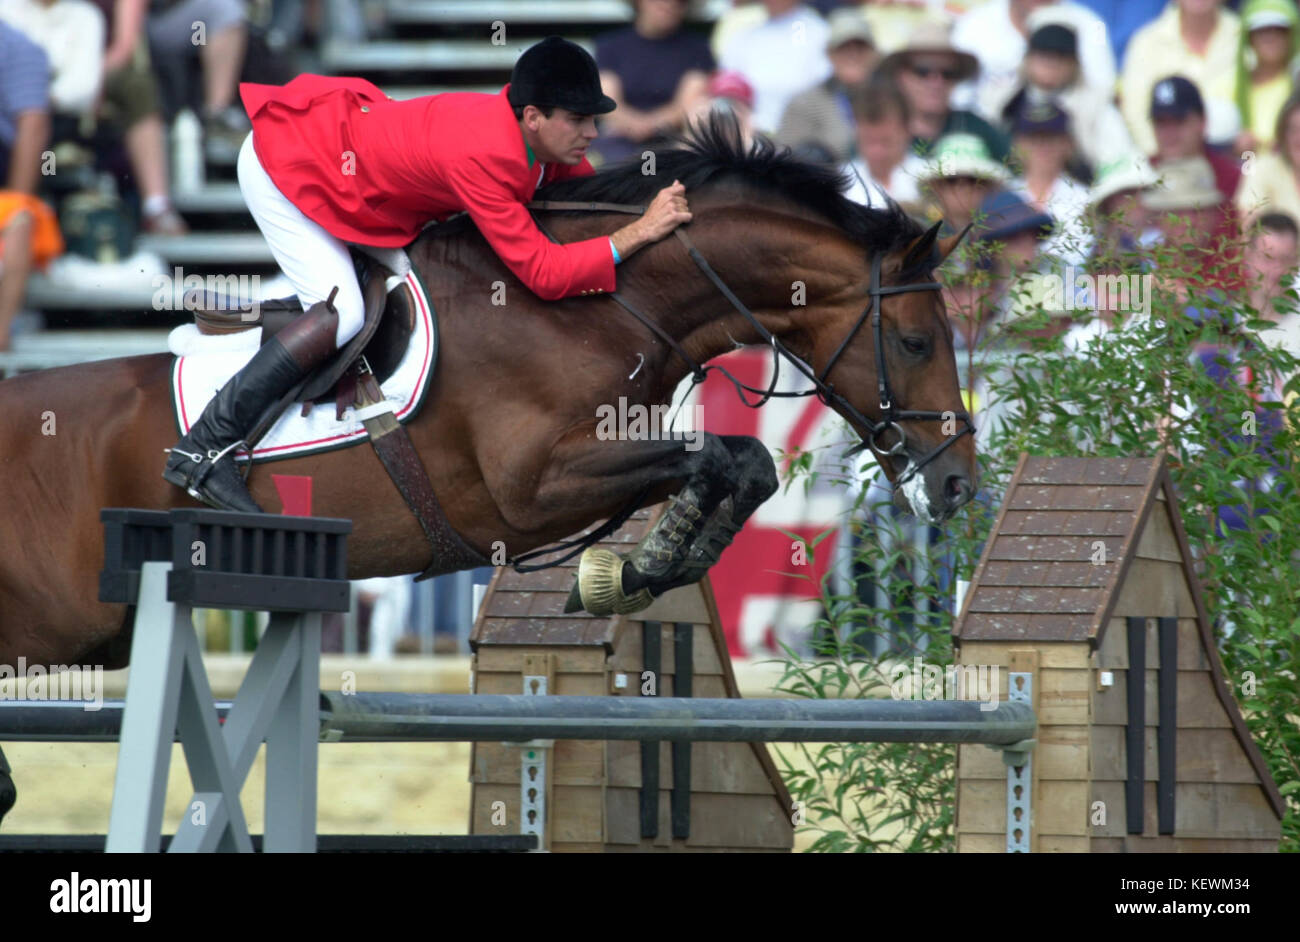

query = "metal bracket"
518;674;550;853
1004;672;1034;853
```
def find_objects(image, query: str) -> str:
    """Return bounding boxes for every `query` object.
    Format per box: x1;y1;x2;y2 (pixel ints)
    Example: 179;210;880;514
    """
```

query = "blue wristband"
610;238;622;265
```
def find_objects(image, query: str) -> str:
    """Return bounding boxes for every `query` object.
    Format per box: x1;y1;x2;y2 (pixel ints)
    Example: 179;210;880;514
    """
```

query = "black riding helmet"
507;36;616;115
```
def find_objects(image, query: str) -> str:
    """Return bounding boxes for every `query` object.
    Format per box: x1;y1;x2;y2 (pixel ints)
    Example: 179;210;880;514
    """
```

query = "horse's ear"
900;221;943;271
936;224;973;264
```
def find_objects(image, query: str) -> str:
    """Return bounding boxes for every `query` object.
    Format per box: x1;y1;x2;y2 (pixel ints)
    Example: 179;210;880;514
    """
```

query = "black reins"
508;200;974;571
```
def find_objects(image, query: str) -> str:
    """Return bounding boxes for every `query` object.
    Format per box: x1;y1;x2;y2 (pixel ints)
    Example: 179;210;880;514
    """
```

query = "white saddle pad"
169;271;436;463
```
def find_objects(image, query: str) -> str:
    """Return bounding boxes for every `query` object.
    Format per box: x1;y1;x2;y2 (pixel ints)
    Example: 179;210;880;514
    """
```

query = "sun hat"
917;133;1010;184
878;19;979;82
1088;153;1160;207
1141;156;1225;210
826;8;874;51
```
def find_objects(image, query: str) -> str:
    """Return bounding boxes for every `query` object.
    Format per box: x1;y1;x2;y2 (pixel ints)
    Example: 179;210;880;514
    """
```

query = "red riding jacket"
239;75;617;300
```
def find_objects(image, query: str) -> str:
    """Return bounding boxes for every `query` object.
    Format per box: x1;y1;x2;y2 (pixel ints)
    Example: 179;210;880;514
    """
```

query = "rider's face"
526;107;599;164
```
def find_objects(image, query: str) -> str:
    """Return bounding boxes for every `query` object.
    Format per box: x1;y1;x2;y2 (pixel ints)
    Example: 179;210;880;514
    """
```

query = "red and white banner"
682;349;869;657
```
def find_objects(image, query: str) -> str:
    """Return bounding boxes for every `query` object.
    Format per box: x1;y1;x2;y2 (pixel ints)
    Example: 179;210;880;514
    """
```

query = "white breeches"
237;131;364;348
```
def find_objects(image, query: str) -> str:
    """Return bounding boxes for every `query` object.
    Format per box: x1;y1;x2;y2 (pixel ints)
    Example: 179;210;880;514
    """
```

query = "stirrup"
164;439;251;488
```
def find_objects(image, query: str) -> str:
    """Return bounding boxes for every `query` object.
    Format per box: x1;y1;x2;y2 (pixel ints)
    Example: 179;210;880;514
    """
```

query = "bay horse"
0;117;974;675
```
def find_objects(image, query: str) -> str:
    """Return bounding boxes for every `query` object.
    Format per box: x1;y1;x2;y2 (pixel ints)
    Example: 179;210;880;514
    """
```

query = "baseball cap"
1150;76;1205;120
1028;23;1078;58
1011;101;1070;136
1242;0;1299;31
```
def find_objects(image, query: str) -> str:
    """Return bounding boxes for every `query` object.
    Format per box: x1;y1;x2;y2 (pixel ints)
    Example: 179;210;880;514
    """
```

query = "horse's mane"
418;112;924;257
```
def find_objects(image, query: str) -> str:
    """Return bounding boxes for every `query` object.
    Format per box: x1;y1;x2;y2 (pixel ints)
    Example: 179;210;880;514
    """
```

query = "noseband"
528;200;976;490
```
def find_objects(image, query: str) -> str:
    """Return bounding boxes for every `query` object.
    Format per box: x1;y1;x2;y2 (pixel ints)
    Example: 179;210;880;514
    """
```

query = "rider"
164;36;693;512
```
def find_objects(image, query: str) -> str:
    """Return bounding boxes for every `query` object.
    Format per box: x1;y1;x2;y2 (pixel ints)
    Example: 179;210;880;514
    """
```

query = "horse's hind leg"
0;745;15;829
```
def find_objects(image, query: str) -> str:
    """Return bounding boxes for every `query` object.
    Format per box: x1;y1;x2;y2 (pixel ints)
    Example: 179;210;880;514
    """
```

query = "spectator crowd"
593;0;1300;357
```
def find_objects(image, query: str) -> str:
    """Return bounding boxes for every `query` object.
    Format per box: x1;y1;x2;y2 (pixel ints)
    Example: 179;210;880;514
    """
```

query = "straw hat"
878;19;979;82
917;133;1010;184
1141;157;1225;210
1089;153;1159;207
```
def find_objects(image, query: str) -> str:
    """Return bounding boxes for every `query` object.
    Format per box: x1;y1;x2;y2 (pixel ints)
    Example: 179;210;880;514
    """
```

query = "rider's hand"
638;180;692;241
611;180;691;261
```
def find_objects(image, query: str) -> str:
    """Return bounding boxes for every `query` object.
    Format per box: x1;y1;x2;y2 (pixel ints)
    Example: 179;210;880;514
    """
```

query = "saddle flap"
296;258;392;403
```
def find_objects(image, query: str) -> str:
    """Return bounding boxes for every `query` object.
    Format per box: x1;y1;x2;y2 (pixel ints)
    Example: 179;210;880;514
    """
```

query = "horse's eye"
902;337;929;355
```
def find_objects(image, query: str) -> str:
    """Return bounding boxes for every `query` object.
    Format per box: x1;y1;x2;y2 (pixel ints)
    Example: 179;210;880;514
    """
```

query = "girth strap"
355;371;490;580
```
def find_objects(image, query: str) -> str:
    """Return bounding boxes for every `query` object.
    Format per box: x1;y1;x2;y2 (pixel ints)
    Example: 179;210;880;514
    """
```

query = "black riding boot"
163;297;340;512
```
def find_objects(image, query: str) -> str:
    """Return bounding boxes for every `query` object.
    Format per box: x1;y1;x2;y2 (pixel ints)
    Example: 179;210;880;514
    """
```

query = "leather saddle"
184;250;417;417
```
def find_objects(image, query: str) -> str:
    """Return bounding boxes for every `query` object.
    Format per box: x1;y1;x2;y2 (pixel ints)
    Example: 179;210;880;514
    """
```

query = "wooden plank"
472;739;605;786
989;535;1112;561
1035;780;1090;836
1171;838;1279;852
1036;668;1092;726
1038;835;1091;852
474;616;616;646
1019;456;1153;486
1111;558;1193;618
956;779;1006;834
1016;586;1104;614
608;622;723;677
956;833;1007;853
961;726;1089;780
961;611;1094;642
1134;502;1184;562
494;566;578;591
977;559;1054;586
604;790;793;849
1178;728;1277;784
958;641;1090;670
1177;670;1235;728
549;784;605;846
1008;483;1146;512
471;669;608;697
635;586;711;624
1089;780;1140;836
1177;619;1210;670
472;646;607;674
606;739;779;792
1175;783;1284;839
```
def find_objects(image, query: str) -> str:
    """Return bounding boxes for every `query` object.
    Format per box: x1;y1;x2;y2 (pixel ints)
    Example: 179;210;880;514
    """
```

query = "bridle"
510;200;976;570
530;200;975;484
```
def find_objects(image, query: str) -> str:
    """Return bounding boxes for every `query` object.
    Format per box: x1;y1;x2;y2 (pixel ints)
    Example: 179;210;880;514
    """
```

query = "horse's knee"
724;436;778;502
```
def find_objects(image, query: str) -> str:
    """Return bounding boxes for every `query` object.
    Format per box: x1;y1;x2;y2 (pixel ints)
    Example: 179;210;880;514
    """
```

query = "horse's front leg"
509;430;734;615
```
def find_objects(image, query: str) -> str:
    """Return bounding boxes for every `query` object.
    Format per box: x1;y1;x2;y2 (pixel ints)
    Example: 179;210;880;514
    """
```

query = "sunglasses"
909;64;962;81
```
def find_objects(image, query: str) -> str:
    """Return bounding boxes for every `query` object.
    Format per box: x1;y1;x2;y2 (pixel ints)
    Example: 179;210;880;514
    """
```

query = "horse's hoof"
569;547;653;616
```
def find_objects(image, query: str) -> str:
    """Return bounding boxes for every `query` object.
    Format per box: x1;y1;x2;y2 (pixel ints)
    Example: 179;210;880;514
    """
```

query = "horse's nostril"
946;474;972;506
